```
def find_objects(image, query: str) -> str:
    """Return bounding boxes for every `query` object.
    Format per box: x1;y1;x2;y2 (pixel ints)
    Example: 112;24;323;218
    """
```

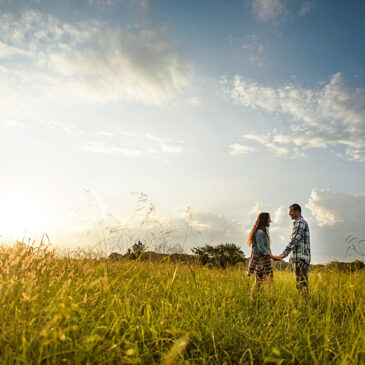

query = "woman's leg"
250;275;263;299
262;255;274;292
264;274;273;292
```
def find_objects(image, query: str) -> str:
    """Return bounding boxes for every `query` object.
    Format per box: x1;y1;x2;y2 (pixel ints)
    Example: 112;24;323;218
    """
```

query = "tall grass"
1;243;364;364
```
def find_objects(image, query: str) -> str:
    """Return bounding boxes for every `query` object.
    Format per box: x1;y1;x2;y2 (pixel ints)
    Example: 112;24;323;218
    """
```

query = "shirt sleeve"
256;230;271;255
282;220;304;257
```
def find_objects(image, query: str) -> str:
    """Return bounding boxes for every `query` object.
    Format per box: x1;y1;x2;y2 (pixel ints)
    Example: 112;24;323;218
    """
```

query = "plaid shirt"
282;216;311;264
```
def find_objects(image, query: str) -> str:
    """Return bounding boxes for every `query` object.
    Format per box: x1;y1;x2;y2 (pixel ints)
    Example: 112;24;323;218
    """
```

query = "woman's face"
267;215;271;227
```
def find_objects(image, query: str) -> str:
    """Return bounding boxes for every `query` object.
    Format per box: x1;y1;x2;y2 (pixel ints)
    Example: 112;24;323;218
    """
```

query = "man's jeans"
293;260;310;295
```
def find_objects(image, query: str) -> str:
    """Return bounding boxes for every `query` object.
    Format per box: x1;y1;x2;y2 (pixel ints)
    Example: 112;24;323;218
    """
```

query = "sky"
0;0;365;263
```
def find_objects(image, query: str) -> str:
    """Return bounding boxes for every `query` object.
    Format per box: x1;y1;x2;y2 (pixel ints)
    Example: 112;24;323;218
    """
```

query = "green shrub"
191;243;246;268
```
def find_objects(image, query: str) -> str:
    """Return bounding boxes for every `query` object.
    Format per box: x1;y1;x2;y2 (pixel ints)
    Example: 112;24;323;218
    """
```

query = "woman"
247;212;280;296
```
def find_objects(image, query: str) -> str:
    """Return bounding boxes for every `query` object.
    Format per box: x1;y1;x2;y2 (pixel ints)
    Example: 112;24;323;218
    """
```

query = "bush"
124;240;147;260
317;260;365;272
191;243;246;268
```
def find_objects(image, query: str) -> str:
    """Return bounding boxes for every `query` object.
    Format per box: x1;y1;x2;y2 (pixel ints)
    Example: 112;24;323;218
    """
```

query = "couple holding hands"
247;203;311;296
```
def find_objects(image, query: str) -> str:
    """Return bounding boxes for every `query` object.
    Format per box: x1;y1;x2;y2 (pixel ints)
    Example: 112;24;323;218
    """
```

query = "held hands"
270;253;285;261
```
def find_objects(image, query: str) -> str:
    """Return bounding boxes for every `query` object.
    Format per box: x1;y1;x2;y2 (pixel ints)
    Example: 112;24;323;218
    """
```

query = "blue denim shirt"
251;229;271;256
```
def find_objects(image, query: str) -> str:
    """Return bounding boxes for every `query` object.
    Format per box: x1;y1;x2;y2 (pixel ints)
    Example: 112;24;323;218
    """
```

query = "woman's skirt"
247;253;273;278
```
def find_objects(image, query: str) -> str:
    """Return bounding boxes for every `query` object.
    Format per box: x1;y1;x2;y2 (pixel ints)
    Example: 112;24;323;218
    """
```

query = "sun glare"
0;193;47;240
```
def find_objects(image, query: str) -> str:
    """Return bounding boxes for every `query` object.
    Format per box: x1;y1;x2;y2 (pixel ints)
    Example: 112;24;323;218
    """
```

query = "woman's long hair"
247;212;271;246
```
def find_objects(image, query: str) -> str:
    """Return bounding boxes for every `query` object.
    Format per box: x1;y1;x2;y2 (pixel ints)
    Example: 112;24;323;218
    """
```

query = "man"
279;204;311;295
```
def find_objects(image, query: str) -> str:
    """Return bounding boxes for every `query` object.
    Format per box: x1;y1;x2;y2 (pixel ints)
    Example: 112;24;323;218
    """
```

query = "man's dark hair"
289;203;301;213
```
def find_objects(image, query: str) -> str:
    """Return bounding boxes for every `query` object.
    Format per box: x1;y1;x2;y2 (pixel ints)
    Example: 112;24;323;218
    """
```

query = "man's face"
288;207;299;220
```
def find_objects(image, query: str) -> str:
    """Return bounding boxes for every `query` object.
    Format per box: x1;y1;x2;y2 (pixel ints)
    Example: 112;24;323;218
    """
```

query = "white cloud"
250;0;285;22
182;210;246;246
88;0;120;6
160;144;182;153
274;205;286;224
224;73;365;163
146;134;172;144
0;10;191;106
343;147;365;163
306;189;365;227
81;141;147;156
241;34;267;68
244;133;267;145
250;0;314;23
0;41;31;58
238;133;305;159
187;96;201;106
306;189;365;260
0;119;24;128
79;131;183;157
247;201;272;224
88;0;149;8
228;143;256;155
146;134;184;153
298;2;313;16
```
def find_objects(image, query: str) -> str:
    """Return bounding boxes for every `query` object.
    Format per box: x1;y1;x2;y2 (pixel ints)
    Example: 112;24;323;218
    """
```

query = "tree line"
108;241;364;271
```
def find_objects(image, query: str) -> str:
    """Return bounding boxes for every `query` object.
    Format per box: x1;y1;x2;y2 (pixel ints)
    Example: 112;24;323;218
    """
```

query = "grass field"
1;244;364;364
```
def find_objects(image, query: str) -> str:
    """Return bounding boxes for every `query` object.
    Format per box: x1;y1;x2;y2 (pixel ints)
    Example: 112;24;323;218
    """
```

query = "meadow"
0;243;364;364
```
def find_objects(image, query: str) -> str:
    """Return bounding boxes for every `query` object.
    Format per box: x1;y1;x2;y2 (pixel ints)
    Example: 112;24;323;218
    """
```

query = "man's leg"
294;260;309;295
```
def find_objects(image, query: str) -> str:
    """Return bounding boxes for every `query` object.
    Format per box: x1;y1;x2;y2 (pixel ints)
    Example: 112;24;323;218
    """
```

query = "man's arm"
279;220;304;258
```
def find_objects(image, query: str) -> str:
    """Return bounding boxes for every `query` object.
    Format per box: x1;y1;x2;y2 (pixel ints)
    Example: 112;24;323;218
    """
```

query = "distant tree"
125;240;147;260
109;252;123;261
320;260;365;273
191;243;246;268
353;259;365;271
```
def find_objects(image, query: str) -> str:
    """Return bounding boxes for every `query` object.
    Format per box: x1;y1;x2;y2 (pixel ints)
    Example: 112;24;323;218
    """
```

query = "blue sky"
0;0;364;262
